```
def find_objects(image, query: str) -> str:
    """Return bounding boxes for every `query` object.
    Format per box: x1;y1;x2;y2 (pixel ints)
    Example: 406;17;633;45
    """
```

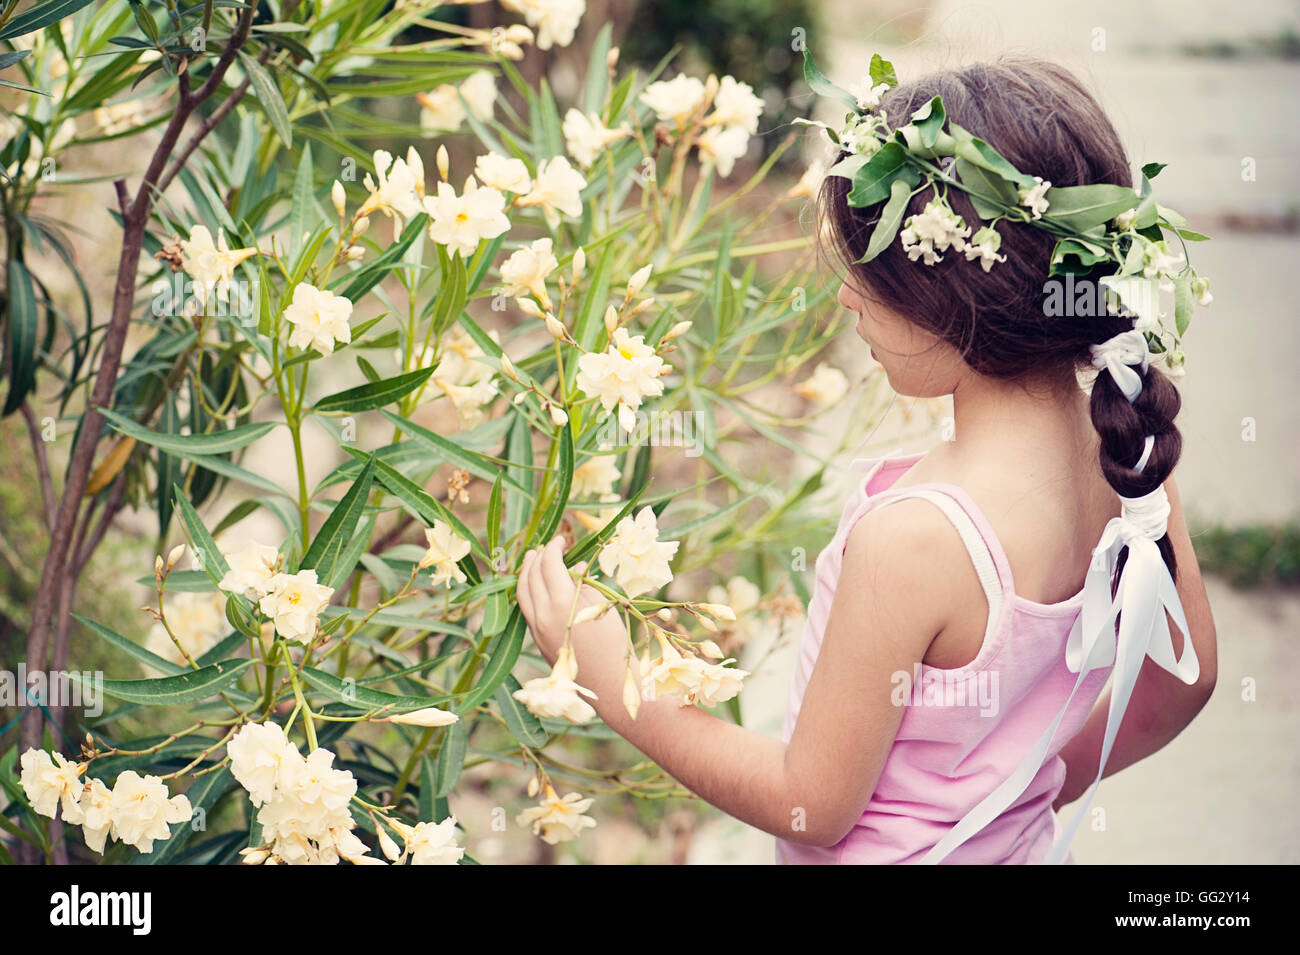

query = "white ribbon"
921;485;1198;864
1090;329;1150;403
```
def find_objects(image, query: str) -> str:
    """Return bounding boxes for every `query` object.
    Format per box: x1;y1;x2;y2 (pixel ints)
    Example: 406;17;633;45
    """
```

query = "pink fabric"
775;452;1112;864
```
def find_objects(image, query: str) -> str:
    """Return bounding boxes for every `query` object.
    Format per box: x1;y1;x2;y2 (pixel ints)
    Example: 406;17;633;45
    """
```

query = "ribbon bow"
1090;329;1150;403
921;485;1198;865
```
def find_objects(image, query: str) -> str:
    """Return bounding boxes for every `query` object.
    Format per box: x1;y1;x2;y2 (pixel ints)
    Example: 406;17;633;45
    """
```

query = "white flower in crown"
639;74;707;128
964;224;1007;272
1018;175;1051;220
562;108;631;168
848;77;891;112
359;149;423;221
838;113;885;157
696;125;749;178
422;176;510;258
1191;275;1212;307
499;0;584;50
1141;238;1186;280
283;283;353;355
474;152;532;194
900;197;970;266
517;156;587;229
706;75;764;134
574;327;667;433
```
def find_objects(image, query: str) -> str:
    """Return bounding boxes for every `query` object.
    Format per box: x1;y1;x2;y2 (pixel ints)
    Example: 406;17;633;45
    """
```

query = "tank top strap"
866;485;1011;654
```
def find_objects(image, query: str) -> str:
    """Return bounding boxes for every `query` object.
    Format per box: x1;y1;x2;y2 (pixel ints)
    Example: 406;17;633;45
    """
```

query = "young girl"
515;55;1219;864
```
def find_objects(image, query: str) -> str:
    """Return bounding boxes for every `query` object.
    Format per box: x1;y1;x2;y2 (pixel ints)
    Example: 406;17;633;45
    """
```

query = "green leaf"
431;246;469;338
300;454;375;584
953;157;1018;219
238;51;291;148
857;178;913;263
419;756;436;822
289;142;315;261
3;259;38;416
529;422;573;548
0;0;99;40
486;472;503;554
950;123;1034;189
73;614;185;676
1042;184;1139;232
313;367;435;414
431;720;468;797
912;95;946;149
868;52;898;89
173;483;230;585
801;48;859;112
847;142;921;207
495;675;548;746
1048;237;1110;276
298;666;454;712
84;659;253;706
1173;270;1194;337
455;607;525;715
378;409;529;493
101;407;275;455
1141;162;1167;180
583;21;613;114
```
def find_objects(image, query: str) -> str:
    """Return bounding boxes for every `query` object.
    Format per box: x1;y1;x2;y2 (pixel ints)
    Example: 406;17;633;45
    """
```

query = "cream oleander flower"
359;149;423;221
19;749;84;819
107;771;193;854
572;450;620;498
513;644;599;723
179;226;258;306
77;778;115;854
706;575;763;645
283;283;354;355
437;376;499;430
562;108;631;167
255;748;372;865
640;74;706;128
499;0;584;50
499;237;559;304
227;721;300;807
517;156;586;229
793;362;849;408
417;70;496;134
145;590;228;670
407;817;465;864
423;176;510;258
696;124;749;178
706;75;763;134
596;505;679;597
419;521;472;588
259;569;333;641
474;152;531;193
1018;175;1051;220
516;783;597;844
692;658;749;707
575;327;667;433
639;635;704;705
218;539;281;598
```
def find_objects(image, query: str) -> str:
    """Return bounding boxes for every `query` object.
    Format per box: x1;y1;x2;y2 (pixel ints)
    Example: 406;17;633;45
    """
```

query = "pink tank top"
776;451;1113;864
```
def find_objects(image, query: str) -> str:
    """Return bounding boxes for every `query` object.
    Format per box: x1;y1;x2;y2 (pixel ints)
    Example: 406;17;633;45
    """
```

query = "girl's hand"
515;536;611;667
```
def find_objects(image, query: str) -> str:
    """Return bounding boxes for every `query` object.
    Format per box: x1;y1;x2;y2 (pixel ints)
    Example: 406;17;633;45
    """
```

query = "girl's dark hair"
816;57;1181;579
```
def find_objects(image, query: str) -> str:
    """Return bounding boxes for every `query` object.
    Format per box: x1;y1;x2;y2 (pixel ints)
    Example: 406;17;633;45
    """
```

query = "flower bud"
436;144;449;181
572;601;608;625
517;297;544;318
331;180;346;218
549;403;569;427
389;706;459;727
166;544;186;570
240;847;270;865
697;602;737;622
604;303;619;334
571;247;586;281
656;608;674;621
622;666;641;720
345;245;365;260
696;614;719;632
662;320;692;343
544;313;567;341
500;352;518;381
698;639;725;660
512;391;527;405
606;46;620;71
527;775;540;797
378;827;404;862
352;216;370;239
628;296;656;317
154;554;164;576
504;24;534;45
626;264;653;298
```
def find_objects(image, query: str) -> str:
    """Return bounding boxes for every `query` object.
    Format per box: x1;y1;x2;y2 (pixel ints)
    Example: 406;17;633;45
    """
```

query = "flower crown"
796;50;1212;371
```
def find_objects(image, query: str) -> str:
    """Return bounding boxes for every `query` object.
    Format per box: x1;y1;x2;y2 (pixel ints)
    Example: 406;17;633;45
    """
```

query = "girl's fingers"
539;536;573;597
516;549;538;621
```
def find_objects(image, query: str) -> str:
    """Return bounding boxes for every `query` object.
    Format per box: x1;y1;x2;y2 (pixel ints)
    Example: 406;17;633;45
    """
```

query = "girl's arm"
1053;476;1219;809
515;500;961;848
